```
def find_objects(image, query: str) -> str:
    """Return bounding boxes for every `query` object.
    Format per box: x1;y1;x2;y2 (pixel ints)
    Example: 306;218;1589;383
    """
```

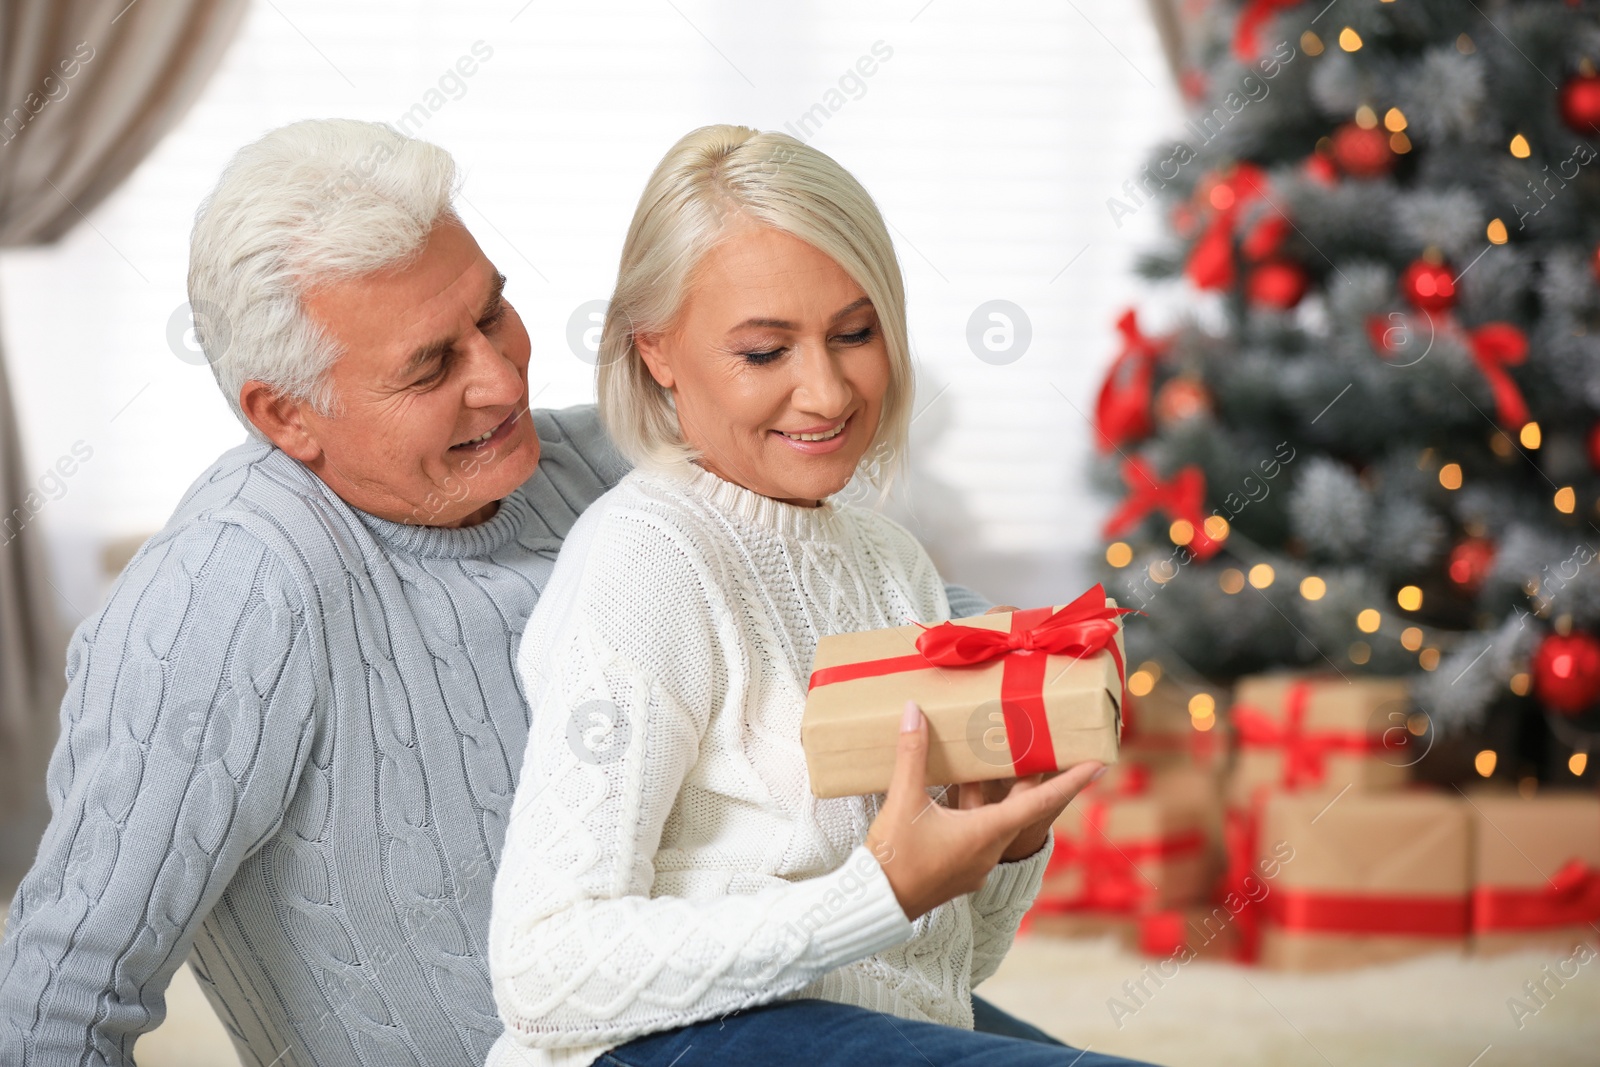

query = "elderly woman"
488;127;1150;1067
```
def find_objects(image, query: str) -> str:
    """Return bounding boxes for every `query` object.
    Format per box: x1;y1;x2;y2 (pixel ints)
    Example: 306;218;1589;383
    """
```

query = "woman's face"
636;224;891;507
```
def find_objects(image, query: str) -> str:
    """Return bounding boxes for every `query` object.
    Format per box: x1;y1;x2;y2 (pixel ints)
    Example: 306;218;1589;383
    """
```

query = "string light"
1106;542;1133;567
1475;749;1497;777
1510;134;1531;158
1555;487;1576;514
1572;752;1589;776
1301;31;1324;55
1456;33;1475;54
1339;27;1363;51
1248;563;1275;589
1169;519;1195;546
1357;609;1381;633
1419;647;1441;671
1384;107;1407;132
1349;642;1372;664
1220;568;1245;594
1128;670;1155;697
1486;218;1508;244
1439;463;1463;490
1520;422;1542;449
1510;672;1531;695
1300;576;1326;601
1397;585;1423;611
1354;104;1377;128
1188;693;1216;717
1401;626;1424;651
1138;660;1163;684
1203;515;1230;541
1390;132;1412;154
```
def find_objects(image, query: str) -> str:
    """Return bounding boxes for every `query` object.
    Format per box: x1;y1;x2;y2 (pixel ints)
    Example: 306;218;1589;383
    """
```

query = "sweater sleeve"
942;582;991;619
967;830;1053;987
489;503;913;1052
0;523;319;1067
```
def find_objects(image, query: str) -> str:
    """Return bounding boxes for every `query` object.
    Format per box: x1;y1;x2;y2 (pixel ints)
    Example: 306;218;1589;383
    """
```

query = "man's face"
293;219;541;528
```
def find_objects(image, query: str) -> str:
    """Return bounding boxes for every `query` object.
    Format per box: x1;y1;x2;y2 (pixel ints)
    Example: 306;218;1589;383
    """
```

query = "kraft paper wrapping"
1226;672;1412;809
1121;679;1230;775
1466;792;1600;956
801;602;1123;799
1257;792;1471;971
1038;766;1215;911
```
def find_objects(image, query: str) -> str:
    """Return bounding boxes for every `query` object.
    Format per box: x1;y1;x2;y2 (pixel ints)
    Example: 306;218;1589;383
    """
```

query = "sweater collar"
351;487;539;559
662;462;843;541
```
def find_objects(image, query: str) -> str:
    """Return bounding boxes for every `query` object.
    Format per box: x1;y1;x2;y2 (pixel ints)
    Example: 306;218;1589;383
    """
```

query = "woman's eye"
742;347;785;365
834;327;874;346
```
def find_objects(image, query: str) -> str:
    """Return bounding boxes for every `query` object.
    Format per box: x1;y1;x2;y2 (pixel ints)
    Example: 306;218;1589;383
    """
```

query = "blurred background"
4;1;1600;1065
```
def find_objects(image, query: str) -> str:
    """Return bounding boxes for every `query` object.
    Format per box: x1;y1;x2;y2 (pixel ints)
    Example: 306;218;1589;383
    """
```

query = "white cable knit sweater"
486;463;1051;1067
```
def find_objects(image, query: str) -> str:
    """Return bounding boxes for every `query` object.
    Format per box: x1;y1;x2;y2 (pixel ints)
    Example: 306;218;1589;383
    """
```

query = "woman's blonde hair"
597;125;913;489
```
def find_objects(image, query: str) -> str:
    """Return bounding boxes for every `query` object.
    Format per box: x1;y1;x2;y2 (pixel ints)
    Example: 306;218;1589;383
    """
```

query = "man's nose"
461;331;523;407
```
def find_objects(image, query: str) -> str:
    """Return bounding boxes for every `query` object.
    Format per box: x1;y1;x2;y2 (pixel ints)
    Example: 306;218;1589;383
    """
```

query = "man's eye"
478;307;506;331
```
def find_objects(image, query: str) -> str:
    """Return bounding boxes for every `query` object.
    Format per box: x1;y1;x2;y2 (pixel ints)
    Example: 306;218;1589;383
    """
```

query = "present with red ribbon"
1468;792;1600;956
1256;792;1471;970
1225;672;1413;809
1120;679;1231;776
801;586;1131;798
1032;765;1214;917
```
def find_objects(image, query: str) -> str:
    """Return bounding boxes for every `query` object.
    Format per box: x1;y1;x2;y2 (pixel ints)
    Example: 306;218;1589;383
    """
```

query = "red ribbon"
1471;859;1600;933
1093;309;1168;452
1233;0;1306;63
1101;458;1223;562
1264;889;1470;937
1231;681;1396;789
1185;164;1273;291
1036;796;1205;914
1218;803;1266;962
1467;322;1530;430
807;586;1132;778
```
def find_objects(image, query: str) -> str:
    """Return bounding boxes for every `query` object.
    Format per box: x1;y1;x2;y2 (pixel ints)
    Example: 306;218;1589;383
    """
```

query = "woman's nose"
791;341;852;416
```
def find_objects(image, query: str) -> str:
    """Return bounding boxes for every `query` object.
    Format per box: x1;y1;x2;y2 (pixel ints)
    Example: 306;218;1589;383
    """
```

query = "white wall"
0;0;1180;624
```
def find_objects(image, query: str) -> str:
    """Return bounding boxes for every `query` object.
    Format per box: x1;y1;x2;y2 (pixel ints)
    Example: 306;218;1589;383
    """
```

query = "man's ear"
633;333;676;390
239;380;322;463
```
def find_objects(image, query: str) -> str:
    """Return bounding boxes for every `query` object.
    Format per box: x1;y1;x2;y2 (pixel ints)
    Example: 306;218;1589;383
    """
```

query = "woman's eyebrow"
727;297;873;333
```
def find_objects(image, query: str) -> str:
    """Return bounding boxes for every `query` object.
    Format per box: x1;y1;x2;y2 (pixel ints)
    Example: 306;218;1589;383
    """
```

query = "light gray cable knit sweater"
0;404;990;1067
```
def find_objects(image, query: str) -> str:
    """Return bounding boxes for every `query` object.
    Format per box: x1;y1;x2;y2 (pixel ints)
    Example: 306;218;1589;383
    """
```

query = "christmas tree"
1092;0;1600;783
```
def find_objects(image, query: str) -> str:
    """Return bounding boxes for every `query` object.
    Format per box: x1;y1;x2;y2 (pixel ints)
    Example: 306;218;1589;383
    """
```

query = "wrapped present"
1255;792;1471;971
1225;672;1413;808
1121;679;1230;775
1033;764;1214;915
1467;792;1600;956
801;586;1129;798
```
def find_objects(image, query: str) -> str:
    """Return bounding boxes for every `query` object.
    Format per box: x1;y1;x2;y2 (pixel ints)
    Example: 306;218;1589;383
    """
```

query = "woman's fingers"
888;700;930;802
983;761;1104;835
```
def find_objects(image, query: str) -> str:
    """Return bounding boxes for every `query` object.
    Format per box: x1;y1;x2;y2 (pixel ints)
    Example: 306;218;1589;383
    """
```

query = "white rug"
116;933;1600;1066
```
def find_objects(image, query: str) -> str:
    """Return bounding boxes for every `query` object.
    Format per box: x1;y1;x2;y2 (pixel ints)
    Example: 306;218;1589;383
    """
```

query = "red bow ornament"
1101;458;1223;561
1093;309;1169;452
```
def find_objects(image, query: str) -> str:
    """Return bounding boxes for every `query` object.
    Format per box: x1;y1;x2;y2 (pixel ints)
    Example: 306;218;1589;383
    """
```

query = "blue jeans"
599;996;1158;1066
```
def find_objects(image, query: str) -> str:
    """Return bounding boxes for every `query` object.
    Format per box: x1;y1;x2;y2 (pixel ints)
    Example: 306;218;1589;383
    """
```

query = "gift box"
1254;792;1471;971
1121;678;1230;776
1467;792;1600;956
801;586;1128;798
1032;765;1214;915
1225;672;1414;808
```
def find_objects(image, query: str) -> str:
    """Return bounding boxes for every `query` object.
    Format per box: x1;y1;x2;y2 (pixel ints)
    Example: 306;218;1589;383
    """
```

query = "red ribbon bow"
1467;322;1530;430
1472;858;1600;933
1233;0;1306;63
1231;681;1398;789
914;586;1135;777
1101;458;1223;561
1093;309;1169;452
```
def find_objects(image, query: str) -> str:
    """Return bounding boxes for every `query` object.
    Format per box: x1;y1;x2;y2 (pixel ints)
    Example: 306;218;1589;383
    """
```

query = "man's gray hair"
187;118;458;430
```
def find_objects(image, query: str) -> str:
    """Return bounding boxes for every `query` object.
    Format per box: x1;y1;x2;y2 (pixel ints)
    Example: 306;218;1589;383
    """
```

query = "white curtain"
0;0;247;845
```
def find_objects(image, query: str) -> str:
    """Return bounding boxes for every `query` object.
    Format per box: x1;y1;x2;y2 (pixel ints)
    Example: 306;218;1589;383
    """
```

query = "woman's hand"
951;773;1078;862
865;701;1103;922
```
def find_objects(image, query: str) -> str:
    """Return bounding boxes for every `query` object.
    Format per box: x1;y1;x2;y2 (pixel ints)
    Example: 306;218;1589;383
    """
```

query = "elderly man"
0;119;1007;1065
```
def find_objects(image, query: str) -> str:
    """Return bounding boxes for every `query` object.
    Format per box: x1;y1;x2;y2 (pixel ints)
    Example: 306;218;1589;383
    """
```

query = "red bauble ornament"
1331;122;1395;178
1247;259;1309;309
1401;257;1457;313
1532;631;1600;715
1559;71;1600;135
1447;537;1497;592
1154;378;1213;427
1591;243;1600;284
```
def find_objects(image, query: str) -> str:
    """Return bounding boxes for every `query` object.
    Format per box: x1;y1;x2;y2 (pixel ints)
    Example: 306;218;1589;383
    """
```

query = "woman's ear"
634;332;676;390
239;380;323;463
